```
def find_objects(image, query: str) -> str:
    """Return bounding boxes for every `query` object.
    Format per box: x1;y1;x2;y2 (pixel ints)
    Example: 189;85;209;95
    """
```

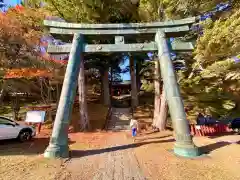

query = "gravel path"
92;134;146;180
55;131;146;180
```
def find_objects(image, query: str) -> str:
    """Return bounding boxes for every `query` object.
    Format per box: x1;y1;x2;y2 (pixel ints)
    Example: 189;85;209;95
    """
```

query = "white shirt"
130;119;138;129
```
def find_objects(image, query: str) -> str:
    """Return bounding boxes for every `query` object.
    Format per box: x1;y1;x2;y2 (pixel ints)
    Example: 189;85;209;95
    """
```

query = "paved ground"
91;134;145;180
1;129;240;180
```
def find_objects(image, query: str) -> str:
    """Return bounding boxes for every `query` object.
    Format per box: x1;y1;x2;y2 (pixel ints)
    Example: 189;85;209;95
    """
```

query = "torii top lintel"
44;17;196;36
44;17;196;53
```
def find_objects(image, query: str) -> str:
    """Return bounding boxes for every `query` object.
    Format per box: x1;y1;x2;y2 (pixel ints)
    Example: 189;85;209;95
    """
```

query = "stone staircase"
107;108;132;131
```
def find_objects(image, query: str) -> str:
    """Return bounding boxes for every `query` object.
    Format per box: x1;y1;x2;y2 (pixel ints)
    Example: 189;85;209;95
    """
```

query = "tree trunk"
102;70;110;106
110;66;113;102
130;55;138;108
0;89;4;105
100;74;104;103
136;60;141;92
78;59;90;131
156;87;168;131
153;59;161;127
12;95;20;121
47;79;52;103
0;82;6;105
56;84;60;105
23;0;28;6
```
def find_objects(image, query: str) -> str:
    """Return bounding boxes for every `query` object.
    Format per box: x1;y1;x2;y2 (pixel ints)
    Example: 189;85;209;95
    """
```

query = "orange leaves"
14;5;25;12
0;6;57;69
0;6;49;50
4;68;53;79
0;6;65;75
41;54;68;65
0;12;24;41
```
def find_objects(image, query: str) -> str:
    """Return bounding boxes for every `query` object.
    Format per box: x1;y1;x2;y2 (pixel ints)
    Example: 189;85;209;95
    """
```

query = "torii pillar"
44;34;83;158
156;30;199;157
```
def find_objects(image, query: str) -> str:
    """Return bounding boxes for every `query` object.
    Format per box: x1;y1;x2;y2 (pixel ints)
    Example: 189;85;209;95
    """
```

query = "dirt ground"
0;128;240;180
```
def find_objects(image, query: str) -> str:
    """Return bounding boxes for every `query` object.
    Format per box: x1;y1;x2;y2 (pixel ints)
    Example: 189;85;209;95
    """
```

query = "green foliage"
22;0;43;8
195;10;240;67
141;80;154;92
84;54;125;84
43;0;140;23
138;0;163;21
139;61;154;79
138;0;225;21
178;9;240;120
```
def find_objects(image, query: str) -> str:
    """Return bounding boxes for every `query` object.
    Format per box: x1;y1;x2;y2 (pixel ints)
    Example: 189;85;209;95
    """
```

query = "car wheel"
18;130;32;142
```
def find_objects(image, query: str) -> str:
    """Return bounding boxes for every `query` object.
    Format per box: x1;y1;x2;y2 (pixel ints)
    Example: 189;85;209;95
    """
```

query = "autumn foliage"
0;5;65;80
0;5;52;68
1;5;49;44
4;68;53;79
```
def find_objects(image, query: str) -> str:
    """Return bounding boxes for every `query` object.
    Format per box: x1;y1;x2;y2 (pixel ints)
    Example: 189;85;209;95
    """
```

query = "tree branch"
48;0;67;21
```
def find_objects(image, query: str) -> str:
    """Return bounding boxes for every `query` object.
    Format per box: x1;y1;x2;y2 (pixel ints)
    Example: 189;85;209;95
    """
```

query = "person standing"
130;119;138;141
196;113;206;125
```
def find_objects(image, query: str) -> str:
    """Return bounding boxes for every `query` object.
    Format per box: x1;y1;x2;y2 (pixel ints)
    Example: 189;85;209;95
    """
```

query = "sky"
120;60;130;81
5;0;21;6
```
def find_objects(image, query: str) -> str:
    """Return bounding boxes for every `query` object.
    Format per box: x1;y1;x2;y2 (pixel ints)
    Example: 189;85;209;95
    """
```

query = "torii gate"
43;17;200;158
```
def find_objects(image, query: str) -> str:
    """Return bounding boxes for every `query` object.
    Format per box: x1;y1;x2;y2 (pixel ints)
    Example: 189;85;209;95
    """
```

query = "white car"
0;116;36;142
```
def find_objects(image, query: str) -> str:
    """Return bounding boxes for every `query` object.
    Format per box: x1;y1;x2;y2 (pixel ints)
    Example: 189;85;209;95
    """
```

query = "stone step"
108;121;130;126
108;124;130;129
111;115;131;121
108;107;132;131
108;125;130;131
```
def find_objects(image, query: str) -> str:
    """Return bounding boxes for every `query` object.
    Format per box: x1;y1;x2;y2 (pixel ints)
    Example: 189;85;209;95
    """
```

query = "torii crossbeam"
43;17;200;158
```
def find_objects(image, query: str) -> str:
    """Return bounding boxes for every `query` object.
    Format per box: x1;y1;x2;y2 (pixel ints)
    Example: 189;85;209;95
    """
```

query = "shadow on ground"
135;134;172;142
0;138;75;156
199;141;240;154
70;138;175;158
208;132;239;139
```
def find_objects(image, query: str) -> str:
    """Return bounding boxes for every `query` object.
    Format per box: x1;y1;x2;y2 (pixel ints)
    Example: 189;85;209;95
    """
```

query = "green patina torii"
43;17;200;158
